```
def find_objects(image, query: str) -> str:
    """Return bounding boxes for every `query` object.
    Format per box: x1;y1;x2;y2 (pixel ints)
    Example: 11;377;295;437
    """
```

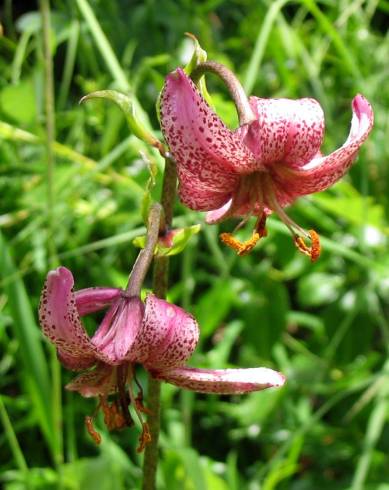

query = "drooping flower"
39;267;285;449
160;68;374;260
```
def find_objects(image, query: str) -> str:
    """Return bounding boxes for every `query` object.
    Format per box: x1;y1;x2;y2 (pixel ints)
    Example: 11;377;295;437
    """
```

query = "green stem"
142;158;177;490
191;61;255;125
39;0;62;469
126;203;163;296
180;240;196;446
40;0;57;266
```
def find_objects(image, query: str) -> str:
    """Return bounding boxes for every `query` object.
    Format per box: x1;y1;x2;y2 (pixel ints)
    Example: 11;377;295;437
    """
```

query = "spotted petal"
205;199;234;224
160;68;257;209
153;367;285;394
237;97;324;169
275;95;373;196
39;267;112;369
66;364;117;397
91;296;144;364
178;172;234;211
75;287;122;316
131;294;199;369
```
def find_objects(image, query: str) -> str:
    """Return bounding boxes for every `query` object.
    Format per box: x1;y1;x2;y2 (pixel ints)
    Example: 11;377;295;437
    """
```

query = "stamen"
220;232;260;256
117;365;134;427
309;229;321;261
133;372;152;414
85;415;102;445
255;213;268;237
294;230;321;262
100;395;132;431
137;422;152;453
265;182;321;261
127;365;152;452
135;392;152;415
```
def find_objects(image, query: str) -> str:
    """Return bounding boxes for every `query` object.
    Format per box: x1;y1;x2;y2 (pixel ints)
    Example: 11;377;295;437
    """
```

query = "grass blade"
0;395;31;488
243;0;289;94
0;231;56;460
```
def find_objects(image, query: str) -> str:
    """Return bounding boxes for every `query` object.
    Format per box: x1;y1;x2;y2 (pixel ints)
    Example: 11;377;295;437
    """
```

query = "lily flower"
39;267;285;449
160;68;373;260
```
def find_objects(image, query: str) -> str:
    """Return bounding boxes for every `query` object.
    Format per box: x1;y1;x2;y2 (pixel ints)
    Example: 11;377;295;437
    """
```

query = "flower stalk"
126;203;163;297
142;157;177;490
190;61;256;126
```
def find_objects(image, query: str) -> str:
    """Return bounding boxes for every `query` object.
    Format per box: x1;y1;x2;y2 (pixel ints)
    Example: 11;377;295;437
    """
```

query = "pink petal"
153;367;285;394
91;296;144;364
75;287;122;316
275;95;373;196
66;364;116;397
160;68;257;208
130;294;199;369
241;97;324;168
57;350;95;371
205;199;233;224
39;267;99;369
179;183;232;212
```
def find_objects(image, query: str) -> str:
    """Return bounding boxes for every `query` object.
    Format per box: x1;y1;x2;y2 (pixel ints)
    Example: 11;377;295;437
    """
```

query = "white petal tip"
155;366;286;394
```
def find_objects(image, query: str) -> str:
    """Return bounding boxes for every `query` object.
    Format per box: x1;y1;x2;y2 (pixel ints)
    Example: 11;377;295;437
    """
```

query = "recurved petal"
39;267;98;369
57;350;96;371
242;97;324;168
153;367;286;394
91;296;144;364
179;179;232;212
275;95;373;195
132;294;199;369
205;199;233;224
75;287;122;316
66;364;116;397
160;68;256;197
176;161;238;211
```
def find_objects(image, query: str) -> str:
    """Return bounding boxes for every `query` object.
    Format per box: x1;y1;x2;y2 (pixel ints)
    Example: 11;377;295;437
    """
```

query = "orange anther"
293;230;321;262
135;394;152;415
308;230;321;262
220;232;243;253
85;416;102;445
136;422;152;453
220;232;261;256
100;397;131;431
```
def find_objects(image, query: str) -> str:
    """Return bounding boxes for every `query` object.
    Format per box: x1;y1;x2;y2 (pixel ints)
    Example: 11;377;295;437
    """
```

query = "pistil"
265;181;321;262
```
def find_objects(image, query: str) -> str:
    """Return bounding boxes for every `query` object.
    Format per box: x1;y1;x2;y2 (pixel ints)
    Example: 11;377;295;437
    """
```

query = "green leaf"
0;79;36;124
298;272;344;308
183;33;214;107
133;225;201;256
141;155;158;225
241;278;289;358
80;90;162;151
194;278;242;338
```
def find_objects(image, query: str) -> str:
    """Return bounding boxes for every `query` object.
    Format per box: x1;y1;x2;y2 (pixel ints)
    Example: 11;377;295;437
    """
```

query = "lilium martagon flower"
39;267;285;451
160;65;374;260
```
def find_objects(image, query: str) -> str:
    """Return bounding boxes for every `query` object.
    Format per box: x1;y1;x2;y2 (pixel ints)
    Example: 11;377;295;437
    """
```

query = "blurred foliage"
0;0;388;489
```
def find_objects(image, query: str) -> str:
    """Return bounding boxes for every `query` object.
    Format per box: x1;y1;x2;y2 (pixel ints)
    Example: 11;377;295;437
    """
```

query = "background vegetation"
0;0;388;489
